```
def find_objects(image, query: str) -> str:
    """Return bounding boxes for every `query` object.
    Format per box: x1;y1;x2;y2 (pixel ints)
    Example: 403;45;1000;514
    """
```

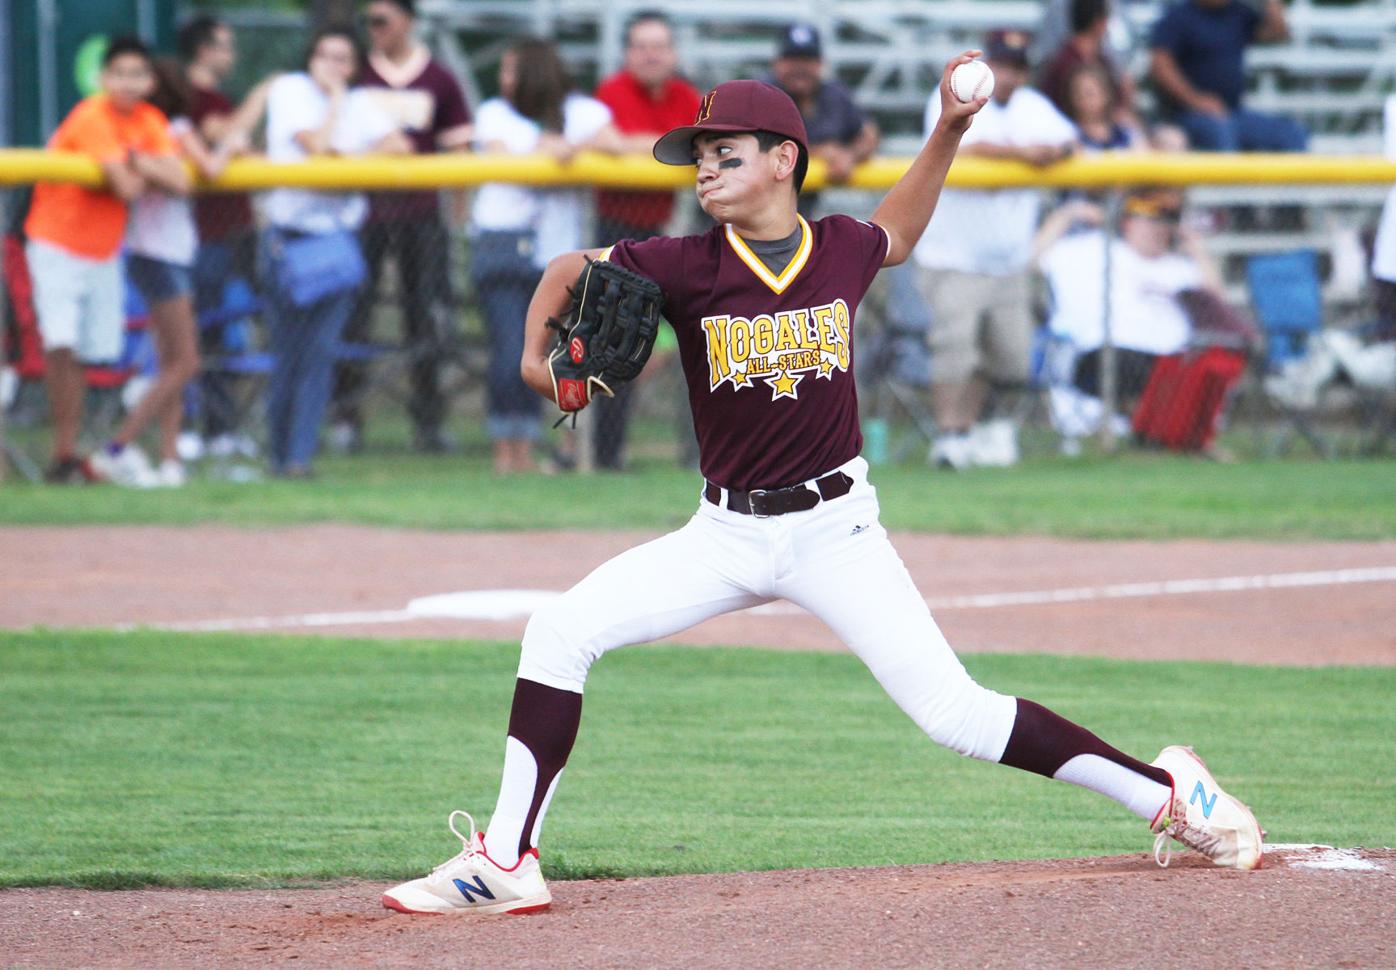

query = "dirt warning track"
3;525;1394;666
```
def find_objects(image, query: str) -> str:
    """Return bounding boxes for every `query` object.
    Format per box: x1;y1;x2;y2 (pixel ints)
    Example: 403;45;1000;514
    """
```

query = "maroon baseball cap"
653;79;809;170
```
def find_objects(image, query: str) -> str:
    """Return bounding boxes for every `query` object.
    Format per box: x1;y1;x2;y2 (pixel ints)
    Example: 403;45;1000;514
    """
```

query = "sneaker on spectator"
156;459;187;488
930;432;972;471
208;433;261;460
329;420;363;454
90;443;158;488
43;456;101;485
414;427;458;454
967;419;1020;467
177;431;205;463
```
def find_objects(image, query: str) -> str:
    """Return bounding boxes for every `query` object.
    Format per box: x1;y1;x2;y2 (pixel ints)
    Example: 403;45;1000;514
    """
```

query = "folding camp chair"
1245;250;1333;455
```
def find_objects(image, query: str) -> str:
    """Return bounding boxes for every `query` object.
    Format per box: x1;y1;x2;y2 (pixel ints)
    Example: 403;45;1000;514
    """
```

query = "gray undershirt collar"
740;224;803;276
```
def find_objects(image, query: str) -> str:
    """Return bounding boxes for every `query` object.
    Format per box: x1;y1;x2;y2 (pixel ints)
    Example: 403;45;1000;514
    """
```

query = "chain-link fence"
3;157;1396;485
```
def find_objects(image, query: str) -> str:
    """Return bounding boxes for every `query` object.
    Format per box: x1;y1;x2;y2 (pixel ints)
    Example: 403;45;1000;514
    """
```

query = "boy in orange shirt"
25;37;189;483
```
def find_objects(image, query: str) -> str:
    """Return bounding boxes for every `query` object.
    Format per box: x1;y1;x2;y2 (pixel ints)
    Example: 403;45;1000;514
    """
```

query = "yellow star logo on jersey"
816;358;835;379
765;369;803;400
730;367;752;388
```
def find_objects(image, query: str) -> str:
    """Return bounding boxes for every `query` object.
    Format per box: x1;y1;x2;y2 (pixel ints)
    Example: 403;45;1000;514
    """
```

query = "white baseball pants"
517;456;1019;762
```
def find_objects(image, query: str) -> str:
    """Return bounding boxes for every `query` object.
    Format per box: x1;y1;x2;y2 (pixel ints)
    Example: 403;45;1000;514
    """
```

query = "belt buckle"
747;488;771;518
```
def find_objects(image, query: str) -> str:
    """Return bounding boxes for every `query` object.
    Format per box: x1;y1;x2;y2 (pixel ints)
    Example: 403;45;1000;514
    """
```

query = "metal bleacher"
215;0;1394;317
417;0;1395;315
421;0;1396;149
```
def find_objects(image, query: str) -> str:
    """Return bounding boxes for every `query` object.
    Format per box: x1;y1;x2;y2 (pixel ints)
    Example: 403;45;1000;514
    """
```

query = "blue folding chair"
1245;250;1323;372
1245;250;1332;454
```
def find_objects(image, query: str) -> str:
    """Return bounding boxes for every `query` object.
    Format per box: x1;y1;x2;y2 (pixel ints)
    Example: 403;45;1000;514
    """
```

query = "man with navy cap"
767;21;879;216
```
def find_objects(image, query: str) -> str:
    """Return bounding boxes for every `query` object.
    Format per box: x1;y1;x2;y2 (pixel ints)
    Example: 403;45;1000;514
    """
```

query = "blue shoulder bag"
275;230;367;308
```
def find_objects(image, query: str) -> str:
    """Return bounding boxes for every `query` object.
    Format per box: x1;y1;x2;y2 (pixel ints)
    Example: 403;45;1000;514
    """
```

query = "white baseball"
950;60;995;103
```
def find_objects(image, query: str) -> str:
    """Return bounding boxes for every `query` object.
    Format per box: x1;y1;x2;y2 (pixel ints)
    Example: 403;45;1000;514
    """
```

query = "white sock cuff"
1053;753;1172;821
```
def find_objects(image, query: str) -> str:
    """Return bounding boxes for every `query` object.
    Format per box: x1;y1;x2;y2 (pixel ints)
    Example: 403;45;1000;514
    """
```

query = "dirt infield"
4;525;1395;966
2;849;1392;968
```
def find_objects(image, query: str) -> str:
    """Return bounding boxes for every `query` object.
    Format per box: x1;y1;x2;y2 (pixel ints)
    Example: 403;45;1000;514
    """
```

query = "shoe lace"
1152;810;1224;868
429;810;483;876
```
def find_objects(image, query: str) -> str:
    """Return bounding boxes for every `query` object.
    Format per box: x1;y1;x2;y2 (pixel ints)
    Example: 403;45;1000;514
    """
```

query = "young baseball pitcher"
382;52;1264;916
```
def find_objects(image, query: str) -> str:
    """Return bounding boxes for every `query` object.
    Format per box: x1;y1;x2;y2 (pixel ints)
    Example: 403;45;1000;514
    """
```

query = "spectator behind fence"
590;9;701;471
260;26;410;479
765;22;880;218
1264;94;1396;409
1063;65;1144;151
1033;192;1225;445
180;14;268;460
1149;0;1307;152
330;0;474;455
24;37;188;485
471;38;620;474
1040;0;1142;135
912;29;1077;470
1377;94;1396;343
93;58;235;488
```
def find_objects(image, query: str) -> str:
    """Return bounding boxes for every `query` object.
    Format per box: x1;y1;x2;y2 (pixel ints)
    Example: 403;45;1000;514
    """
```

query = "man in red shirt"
590;10;702;469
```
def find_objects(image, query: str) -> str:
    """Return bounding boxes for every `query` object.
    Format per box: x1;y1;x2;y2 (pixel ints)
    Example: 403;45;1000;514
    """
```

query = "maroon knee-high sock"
486;678;583;862
1000;698;1172;787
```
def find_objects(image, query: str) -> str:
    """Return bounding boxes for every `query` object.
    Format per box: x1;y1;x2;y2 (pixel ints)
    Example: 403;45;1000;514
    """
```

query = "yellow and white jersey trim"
723;216;813;295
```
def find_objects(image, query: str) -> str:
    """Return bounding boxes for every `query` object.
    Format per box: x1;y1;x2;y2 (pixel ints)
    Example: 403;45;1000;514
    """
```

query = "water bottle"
862;417;889;465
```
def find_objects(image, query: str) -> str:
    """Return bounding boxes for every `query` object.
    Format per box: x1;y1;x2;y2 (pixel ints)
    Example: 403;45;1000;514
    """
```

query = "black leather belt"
704;471;854;517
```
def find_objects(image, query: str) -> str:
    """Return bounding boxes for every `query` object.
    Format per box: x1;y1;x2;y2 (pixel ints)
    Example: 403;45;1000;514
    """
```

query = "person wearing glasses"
330;0;474;454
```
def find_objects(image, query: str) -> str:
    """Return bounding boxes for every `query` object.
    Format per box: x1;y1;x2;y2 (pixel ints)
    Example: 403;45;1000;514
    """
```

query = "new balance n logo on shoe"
453;876;497;903
1191;780;1218;819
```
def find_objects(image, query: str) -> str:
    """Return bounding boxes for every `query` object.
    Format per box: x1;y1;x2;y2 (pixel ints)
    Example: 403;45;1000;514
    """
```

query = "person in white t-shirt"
470;38;621;474
912;30;1079;469
1373;94;1396;343
1265;95;1396;408
1034;190;1223;444
95;58;234;488
259;27;409;479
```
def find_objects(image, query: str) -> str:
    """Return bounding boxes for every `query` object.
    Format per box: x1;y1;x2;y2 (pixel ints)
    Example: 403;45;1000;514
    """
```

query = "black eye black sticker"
718;158;744;170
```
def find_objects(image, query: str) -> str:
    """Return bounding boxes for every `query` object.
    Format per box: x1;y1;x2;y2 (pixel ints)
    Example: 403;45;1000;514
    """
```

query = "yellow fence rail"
1;148;1395;192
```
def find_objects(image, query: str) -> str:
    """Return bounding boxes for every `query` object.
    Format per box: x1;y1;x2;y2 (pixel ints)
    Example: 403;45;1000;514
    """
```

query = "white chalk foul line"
924;565;1396;612
142;610;416;633
143;565;1396;633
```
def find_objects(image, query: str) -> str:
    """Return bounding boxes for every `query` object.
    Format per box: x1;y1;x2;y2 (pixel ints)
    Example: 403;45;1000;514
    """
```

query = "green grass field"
3;447;1395;539
2;631;1391;889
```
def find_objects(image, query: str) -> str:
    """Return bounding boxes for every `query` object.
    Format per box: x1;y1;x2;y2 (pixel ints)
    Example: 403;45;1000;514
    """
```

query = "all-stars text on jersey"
700;299;852;400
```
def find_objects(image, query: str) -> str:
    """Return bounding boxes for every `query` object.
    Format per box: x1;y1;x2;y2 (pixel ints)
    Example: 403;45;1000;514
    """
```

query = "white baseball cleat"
381;811;552;915
1149;745;1264;870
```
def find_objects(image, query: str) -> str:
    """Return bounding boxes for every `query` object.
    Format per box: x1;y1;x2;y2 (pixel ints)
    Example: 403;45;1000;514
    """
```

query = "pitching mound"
3;846;1390;968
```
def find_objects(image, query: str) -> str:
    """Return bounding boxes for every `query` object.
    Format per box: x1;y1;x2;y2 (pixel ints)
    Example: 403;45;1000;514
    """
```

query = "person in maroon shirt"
330;0;473;454
381;63;1266;918
590;10;702;470
180;14;261;448
1039;0;1142;134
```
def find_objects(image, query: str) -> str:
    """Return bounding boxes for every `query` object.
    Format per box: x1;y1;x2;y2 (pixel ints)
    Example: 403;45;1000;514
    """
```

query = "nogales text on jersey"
699;299;852;401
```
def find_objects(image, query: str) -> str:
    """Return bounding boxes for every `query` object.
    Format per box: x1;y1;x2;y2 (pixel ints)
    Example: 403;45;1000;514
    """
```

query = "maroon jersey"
187;86;253;241
359;51;473;222
606;214;889;491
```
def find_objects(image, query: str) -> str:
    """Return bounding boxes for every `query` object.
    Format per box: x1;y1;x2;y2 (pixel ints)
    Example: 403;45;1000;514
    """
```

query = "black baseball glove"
546;257;664;414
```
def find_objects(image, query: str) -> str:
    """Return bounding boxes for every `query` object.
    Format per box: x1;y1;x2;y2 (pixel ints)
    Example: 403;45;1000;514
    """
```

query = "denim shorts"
127;253;193;305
